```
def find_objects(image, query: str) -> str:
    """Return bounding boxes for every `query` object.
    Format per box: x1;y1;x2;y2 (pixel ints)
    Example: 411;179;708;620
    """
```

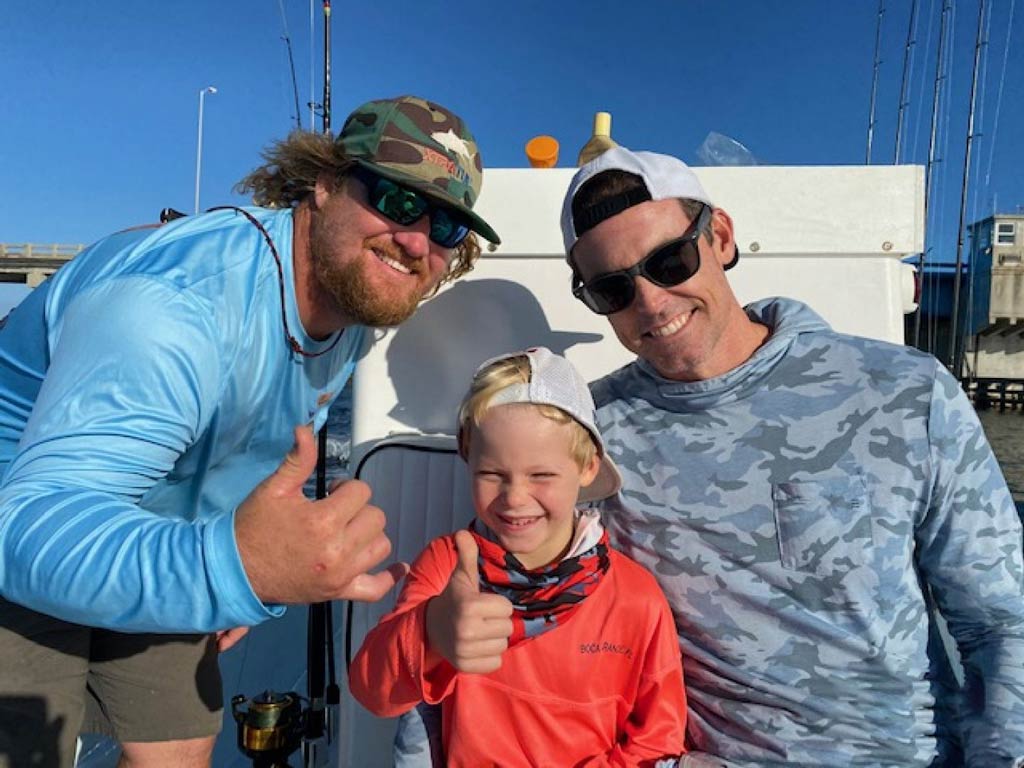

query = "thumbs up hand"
450;528;482;594
235;425;409;606
425;529;514;674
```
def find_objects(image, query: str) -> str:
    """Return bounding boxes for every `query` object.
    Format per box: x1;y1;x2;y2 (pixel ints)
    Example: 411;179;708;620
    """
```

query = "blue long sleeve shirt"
593;298;1024;767
0;208;364;633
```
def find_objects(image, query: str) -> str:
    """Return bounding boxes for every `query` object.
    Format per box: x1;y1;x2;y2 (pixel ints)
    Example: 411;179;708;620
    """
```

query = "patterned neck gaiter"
469;516;611;646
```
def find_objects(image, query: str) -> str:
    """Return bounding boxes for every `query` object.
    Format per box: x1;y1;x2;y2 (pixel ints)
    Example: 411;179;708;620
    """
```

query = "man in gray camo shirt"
562;146;1024;767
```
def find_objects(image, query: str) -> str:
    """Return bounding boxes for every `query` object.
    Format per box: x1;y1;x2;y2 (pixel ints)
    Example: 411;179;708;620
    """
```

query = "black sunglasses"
572;204;711;315
354;168;471;248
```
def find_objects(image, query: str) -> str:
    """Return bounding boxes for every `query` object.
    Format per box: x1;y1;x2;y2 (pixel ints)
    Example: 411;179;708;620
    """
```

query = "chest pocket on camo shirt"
772;475;875;574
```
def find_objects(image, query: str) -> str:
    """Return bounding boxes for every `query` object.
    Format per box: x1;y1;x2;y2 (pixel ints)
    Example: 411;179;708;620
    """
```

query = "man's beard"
310;222;424;328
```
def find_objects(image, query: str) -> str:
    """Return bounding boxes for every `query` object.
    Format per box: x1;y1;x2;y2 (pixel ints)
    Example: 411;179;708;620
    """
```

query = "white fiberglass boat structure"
79;162;924;767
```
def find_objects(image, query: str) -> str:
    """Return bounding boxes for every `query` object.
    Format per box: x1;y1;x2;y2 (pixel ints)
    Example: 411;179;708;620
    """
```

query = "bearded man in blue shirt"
0;95;500;767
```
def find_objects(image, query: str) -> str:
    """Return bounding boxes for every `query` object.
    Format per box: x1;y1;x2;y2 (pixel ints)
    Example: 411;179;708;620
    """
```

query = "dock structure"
965;378;1024;411
0;243;85;287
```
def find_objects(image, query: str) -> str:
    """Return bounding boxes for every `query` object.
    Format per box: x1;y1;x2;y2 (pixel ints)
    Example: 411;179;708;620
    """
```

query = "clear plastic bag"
696;131;760;166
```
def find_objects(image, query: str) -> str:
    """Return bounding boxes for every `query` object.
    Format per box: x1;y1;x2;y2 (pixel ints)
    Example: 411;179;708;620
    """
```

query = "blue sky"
2;1;1021;262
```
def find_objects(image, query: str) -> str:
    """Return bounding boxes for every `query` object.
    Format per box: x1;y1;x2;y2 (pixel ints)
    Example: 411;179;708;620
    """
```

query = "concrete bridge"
0;243;85;287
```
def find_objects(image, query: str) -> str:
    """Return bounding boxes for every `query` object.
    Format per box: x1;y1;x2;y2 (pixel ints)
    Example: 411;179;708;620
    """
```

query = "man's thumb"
453;529;480;592
271;425;317;491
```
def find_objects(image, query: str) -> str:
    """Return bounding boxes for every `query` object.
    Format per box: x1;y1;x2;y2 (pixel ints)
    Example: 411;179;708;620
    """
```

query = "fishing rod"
948;0;988;375
914;0;952;351
309;0;316;128
982;0;1017;196
865;0;885;164
233;4;339;767
930;0;960;355
322;1;331;133
304;4;336;766
894;0;919;163
277;0;303;130
962;0;996;381
892;0;920;350
306;1;329;128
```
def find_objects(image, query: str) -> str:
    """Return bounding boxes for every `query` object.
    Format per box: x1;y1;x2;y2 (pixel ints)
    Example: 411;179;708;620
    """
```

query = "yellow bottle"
577;112;618;166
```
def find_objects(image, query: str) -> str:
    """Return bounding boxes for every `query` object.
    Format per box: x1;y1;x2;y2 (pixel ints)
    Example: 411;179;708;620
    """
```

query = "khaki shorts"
0;598;223;768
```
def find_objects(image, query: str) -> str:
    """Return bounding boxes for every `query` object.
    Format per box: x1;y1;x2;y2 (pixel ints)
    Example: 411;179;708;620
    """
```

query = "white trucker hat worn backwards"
470;346;622;505
560;146;713;254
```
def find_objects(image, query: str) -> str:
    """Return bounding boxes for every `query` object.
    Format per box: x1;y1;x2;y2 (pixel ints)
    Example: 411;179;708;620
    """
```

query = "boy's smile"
468;403;599;570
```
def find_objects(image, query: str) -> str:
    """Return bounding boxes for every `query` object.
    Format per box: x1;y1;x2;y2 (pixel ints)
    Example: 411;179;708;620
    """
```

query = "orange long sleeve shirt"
349;535;686;767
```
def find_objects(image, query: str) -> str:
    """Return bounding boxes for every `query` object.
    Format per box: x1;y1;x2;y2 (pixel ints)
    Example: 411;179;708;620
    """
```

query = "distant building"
909;212;1024;380
968;213;1024;379
977;213;1024;321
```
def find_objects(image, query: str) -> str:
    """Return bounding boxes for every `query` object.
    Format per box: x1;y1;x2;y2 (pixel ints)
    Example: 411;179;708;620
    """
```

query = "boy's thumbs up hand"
425;530;514;674
453;529;481;592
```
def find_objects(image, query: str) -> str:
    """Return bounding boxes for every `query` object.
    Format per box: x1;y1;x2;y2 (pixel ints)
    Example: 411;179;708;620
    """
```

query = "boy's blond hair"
457;354;598;469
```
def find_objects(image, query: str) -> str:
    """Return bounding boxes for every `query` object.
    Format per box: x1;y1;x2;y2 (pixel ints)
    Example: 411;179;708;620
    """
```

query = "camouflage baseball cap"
337;95;501;244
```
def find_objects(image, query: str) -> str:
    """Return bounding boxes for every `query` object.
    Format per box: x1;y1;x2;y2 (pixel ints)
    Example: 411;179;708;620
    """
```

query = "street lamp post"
194;86;217;215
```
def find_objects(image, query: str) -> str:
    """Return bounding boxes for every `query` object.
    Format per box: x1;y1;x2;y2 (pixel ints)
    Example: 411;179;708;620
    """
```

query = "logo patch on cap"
431;130;472;160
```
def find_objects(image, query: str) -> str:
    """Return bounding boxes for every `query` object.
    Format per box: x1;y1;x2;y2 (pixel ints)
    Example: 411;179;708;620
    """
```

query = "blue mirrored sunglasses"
355;168;471;249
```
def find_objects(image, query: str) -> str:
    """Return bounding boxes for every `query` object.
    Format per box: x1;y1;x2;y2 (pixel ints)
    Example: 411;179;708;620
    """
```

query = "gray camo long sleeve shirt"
592;297;1024;768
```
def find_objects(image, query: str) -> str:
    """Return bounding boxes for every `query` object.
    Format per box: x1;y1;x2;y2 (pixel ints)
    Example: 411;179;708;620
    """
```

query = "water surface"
978;408;1024;513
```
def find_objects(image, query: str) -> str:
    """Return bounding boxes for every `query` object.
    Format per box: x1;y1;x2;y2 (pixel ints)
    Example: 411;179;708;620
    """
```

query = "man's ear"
710;208;739;270
313;172;334;210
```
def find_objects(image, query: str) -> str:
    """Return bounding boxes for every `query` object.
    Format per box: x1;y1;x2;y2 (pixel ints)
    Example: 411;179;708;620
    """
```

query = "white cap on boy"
469;346;622;504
